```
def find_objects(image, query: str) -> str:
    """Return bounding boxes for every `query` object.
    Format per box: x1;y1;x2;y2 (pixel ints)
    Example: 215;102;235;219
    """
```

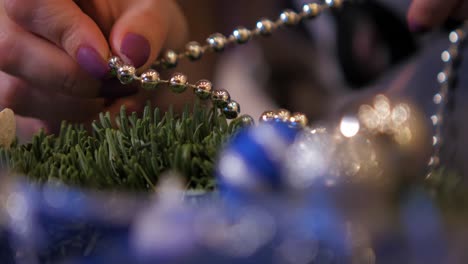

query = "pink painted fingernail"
76;45;109;79
121;33;151;68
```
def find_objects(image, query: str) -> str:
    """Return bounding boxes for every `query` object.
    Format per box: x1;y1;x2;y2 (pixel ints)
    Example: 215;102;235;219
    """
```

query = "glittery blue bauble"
216;123;298;196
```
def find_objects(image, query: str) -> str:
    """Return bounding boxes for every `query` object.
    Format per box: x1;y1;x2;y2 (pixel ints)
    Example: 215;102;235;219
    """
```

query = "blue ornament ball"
216;123;299;196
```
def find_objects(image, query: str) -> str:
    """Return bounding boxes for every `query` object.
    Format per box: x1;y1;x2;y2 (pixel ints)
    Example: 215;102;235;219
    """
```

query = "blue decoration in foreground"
0;124;463;263
0;177;461;264
215;123;298;196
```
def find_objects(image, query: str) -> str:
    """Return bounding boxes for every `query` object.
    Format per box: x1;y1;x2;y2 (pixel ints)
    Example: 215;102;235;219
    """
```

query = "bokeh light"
340;116;360;138
358;94;413;146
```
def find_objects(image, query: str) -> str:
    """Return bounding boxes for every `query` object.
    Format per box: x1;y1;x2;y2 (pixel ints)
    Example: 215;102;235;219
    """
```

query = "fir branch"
0;104;244;192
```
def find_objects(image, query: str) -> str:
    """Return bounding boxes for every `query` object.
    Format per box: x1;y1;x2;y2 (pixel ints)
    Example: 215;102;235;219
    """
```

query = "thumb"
109;0;188;69
3;0;110;79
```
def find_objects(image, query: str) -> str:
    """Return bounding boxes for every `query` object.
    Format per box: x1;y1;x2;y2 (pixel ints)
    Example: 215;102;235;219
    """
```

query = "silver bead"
117;65;136;84
302;3;321;18
274;109;291;122
207;33;227;52
108;56;123;76
289;112;308;128
194;79;213;100
140;69;160;90
260;111;275;122
433;93;444;105
211;89;231;108
449;31;463;44
185;41;203;61
325;0;343;8
223;100;241;119
162;50;178;68
279;9;300;26
169;73;188;93
238;115;255;126
441;50;451;63
437;71;448;84
232;27;251;44
256;18;275;36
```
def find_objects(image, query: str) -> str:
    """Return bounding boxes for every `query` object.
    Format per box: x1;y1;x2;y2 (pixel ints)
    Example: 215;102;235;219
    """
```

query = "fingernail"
76;46;109;79
408;20;429;34
121;33;150;68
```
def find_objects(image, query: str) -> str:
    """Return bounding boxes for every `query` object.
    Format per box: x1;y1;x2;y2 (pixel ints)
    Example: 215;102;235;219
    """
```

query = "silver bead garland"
211;89;231;108
161;49;179;68
108;1;341;121
108;56;123;76
232;27;251;44
426;22;468;178
140;69;160;90
259;110;309;129
260;111;276;123
117;65;136;84
256;18;276;36
169;73;188;93
106;0;463;178
185;41;204;60
274;109;291;122
150;1;332;67
279;10;301;26
194;79;213;100
223;101;241;119
207;33;228;52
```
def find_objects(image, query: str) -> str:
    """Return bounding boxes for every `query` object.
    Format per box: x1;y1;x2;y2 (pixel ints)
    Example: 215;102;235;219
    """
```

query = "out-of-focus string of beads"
427;23;468;179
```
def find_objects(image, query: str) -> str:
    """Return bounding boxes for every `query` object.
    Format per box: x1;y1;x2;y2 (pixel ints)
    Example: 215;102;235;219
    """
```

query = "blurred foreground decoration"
217;94;427;197
0;95;467;263
0;172;467;264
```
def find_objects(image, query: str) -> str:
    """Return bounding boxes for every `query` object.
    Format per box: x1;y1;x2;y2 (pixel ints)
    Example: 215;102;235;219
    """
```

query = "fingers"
15;115;47;143
109;0;188;68
3;0;110;79
407;0;459;31
0;15;101;97
0;72;106;122
103;89;154;116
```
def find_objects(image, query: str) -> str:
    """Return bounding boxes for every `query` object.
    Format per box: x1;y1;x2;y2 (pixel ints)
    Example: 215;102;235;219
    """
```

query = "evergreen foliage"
0;104;244;191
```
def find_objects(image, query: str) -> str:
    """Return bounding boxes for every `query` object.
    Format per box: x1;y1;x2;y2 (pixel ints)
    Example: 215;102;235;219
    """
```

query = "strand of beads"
153;0;344;69
427;22;467;179
106;0;346;121
109;56;241;119
110;55;311;125
259;109;309;129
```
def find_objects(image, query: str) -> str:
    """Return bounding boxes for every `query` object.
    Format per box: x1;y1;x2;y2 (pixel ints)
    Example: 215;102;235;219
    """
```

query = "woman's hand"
408;0;468;31
0;0;187;138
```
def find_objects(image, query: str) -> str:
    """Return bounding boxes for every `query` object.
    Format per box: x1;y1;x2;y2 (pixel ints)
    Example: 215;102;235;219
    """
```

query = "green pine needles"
0;104;244;192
